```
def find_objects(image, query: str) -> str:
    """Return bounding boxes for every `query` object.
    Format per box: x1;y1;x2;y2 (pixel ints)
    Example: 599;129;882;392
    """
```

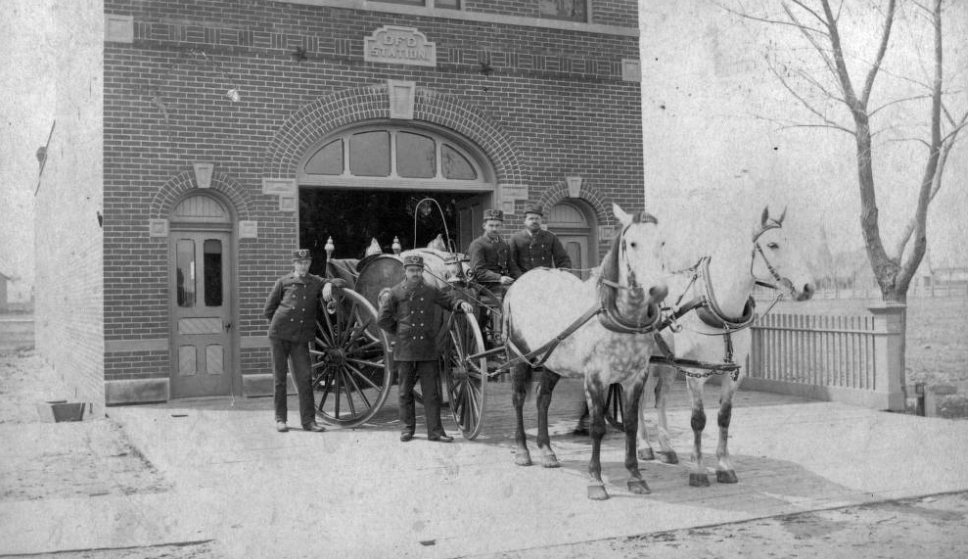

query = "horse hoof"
638;448;656;461
657;450;679;465
587;485;609;500
515;454;533;467
717;470;739;484
627;479;651;495
541;456;560;469
689;473;710;487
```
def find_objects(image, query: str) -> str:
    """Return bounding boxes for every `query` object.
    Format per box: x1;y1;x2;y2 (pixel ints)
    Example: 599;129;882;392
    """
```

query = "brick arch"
263;84;524;186
150;170;253;221
537;181;614;231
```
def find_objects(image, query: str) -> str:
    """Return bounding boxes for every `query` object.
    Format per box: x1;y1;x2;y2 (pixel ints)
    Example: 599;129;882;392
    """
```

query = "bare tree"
719;0;967;304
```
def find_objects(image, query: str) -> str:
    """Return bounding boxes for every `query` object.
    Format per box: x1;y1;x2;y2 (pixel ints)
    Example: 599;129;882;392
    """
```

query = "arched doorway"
547;200;598;280
167;192;235;398
297;123;496;264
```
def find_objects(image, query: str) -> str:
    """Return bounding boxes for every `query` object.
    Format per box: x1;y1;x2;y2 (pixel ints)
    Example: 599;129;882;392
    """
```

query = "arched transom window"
298;125;494;191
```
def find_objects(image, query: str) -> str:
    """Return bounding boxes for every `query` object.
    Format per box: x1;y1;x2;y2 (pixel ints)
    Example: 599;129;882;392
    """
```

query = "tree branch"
713;0;830;36
859;0;898;107
765;56;854;132
897;0;943;291
783;2;839;78
869;93;935;117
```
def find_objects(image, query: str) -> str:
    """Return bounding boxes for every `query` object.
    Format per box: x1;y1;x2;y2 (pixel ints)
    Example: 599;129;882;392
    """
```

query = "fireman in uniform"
263;249;345;433
377;254;474;443
507;204;572;278
467;208;520;345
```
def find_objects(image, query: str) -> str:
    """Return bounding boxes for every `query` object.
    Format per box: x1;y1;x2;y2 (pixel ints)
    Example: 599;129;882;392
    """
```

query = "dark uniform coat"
508;229;572;279
377;281;464;361
263;272;327;342
467;233;521;285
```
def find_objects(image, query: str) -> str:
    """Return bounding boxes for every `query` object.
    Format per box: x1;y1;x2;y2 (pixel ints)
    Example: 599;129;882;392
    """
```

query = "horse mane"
598;211;658;307
598;227;625;313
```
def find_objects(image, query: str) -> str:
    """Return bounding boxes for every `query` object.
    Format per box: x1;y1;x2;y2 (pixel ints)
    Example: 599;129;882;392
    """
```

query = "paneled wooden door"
168;231;233;398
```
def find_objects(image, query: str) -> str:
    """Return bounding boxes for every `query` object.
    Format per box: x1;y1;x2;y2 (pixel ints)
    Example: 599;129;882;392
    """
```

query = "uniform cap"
483;209;504;222
403;254;425;268
292;249;312;260
523;204;543;217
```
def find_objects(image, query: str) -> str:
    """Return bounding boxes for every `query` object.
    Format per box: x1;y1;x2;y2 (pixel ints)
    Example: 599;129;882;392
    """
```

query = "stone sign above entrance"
364;26;436;67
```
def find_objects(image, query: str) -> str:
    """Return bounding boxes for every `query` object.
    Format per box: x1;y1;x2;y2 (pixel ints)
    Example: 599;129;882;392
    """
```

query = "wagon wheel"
442;311;489;439
604;383;624;428
311;288;393;428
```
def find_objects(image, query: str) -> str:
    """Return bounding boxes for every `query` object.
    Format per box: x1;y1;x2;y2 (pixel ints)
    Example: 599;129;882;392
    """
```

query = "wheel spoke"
343;362;379;399
317;376;335;412
345;357;384;369
335;371;356;418
341;365;370;411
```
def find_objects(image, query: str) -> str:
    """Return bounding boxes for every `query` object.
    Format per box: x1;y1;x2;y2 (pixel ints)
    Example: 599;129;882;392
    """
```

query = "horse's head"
751;207;815;301
611;203;669;305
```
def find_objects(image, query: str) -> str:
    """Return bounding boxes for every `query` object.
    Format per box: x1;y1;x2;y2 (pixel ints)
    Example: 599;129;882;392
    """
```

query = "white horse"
503;204;669;500
638;207;815;486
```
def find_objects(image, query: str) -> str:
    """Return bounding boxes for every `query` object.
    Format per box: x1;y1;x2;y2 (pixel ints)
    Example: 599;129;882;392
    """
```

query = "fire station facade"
35;0;645;410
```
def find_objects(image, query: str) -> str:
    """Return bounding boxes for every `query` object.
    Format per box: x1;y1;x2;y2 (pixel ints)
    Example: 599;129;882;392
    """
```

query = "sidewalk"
3;349;968;558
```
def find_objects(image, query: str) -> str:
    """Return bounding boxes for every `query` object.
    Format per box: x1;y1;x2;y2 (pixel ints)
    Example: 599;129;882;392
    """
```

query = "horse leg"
585;382;609;500
623;378;650;495
685;375;710;487
652;364;679;464
636;369;656;461
534;368;561;468
715;372;742;483
511;363;532;467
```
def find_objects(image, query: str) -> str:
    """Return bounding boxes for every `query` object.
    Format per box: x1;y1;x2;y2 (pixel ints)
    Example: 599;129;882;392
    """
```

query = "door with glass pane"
169;232;233;398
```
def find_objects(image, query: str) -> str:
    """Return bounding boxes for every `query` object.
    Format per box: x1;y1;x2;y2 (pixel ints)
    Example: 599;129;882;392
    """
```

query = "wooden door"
456;195;485;253
169;231;233;398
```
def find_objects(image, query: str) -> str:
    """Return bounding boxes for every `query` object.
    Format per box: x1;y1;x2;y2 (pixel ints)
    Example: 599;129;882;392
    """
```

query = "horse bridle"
598;216;663;334
750;220;798;299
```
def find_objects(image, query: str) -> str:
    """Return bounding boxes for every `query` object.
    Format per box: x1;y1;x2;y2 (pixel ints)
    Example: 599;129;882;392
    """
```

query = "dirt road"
3;346;968;559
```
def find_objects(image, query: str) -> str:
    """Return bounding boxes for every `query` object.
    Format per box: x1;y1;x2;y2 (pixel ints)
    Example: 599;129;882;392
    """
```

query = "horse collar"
695;257;756;331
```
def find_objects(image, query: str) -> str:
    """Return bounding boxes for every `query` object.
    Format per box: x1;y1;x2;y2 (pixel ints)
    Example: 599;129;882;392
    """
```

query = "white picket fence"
745;304;905;410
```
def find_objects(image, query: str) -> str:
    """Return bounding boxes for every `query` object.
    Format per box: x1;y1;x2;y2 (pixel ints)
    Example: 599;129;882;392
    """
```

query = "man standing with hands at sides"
377;254;474;443
263;249;346;433
467;208;520;345
508;204;571;279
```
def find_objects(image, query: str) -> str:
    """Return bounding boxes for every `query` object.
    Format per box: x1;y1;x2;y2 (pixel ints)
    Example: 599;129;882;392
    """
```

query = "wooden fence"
745;304;906;410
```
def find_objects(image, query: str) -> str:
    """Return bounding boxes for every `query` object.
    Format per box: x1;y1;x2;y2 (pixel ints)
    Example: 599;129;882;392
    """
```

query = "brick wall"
101;0;642;394
35;0;106;412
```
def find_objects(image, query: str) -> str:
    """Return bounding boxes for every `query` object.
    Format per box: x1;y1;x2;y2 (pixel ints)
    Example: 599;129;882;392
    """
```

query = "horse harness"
504;218;663;375
649;217;791;381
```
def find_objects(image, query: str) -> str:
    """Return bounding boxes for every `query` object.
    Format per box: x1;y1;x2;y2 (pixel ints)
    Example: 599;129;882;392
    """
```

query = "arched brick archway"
262;84;525;187
537;181;614;231
150;170;253;221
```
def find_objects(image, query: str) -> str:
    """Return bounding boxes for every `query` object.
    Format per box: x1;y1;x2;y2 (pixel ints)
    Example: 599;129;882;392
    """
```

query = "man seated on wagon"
467;208;520;345
508;204;571;278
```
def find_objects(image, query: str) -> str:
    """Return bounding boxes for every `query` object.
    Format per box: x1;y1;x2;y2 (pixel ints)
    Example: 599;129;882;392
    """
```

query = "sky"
639;0;968;273
0;0;54;302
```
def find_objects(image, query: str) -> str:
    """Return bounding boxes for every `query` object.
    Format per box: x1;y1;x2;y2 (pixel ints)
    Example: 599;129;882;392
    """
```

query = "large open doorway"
299;189;488;274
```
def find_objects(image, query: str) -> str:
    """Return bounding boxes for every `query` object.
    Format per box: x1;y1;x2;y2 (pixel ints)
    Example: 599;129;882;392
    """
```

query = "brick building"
36;0;644;411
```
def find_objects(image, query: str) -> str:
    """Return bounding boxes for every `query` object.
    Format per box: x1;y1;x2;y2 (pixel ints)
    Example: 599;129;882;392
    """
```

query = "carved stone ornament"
193;163;214;189
365;26;436;68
